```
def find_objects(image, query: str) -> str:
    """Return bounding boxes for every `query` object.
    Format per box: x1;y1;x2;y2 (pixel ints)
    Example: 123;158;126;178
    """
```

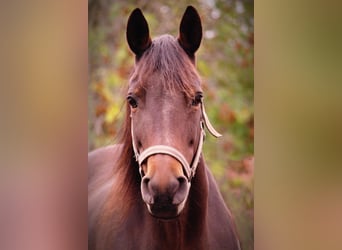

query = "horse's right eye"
127;96;138;108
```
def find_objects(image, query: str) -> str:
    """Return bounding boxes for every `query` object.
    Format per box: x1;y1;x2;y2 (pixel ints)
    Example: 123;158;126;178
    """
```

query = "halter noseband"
131;102;221;182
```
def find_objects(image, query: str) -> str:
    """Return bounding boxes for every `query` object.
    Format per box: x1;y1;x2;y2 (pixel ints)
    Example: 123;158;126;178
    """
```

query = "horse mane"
97;35;201;245
94;103;139;248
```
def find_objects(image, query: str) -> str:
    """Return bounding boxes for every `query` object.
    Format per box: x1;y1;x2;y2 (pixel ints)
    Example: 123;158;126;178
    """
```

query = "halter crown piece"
131;101;221;182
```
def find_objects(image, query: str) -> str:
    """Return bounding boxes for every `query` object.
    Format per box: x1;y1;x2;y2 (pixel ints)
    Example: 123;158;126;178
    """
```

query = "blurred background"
88;0;253;248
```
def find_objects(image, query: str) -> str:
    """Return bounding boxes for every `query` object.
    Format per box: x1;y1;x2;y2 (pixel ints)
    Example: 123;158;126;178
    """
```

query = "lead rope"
130;102;221;181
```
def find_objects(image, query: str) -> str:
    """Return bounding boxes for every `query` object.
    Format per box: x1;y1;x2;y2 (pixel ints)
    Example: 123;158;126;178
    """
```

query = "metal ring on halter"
130;102;221;181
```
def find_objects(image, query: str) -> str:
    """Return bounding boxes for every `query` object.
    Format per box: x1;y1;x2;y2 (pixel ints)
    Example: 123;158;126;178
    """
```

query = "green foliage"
89;0;254;249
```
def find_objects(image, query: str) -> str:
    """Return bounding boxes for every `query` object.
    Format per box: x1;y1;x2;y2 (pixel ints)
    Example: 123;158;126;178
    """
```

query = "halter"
131;101;221;182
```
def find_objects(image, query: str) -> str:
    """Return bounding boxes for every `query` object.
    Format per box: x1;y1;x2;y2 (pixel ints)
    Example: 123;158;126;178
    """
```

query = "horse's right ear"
178;6;202;58
126;8;152;58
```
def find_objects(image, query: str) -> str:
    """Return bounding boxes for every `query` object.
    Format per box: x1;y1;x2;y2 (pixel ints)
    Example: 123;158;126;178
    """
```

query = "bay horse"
88;6;241;250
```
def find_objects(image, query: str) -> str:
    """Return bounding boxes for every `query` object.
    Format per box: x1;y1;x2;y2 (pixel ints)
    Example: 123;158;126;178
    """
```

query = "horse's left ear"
178;6;202;58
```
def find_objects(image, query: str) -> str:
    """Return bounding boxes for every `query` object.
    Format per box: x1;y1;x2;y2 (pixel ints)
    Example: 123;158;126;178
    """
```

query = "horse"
88;6;241;250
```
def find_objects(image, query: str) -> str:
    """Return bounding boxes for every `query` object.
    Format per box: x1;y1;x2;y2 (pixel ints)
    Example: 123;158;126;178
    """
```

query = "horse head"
126;6;220;219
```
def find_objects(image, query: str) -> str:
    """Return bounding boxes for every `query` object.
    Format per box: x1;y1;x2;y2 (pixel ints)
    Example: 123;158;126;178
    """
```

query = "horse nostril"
142;176;150;185
177;176;187;193
141;177;150;193
177;176;187;185
173;176;189;205
141;177;154;204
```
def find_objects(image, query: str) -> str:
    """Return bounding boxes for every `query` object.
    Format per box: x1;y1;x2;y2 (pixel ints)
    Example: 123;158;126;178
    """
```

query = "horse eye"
192;93;203;106
127;96;138;108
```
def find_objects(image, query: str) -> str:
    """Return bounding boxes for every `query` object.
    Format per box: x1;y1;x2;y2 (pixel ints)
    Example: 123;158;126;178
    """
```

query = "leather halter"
131;101;221;182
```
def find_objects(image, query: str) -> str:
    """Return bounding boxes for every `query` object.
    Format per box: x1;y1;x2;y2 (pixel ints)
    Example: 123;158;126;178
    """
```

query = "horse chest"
111;211;208;250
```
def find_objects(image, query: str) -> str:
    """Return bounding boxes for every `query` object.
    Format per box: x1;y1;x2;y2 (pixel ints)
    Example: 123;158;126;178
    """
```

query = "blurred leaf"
104;103;119;124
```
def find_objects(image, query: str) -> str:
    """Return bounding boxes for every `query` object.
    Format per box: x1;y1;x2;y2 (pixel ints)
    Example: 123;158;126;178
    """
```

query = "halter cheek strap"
131;102;221;181
201;101;222;138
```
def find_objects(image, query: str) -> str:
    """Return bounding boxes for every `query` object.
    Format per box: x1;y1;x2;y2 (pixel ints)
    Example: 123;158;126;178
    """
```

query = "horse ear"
126;8;152;57
178;6;202;57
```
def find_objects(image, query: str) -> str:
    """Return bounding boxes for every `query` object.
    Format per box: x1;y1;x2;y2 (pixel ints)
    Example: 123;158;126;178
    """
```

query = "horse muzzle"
140;154;191;219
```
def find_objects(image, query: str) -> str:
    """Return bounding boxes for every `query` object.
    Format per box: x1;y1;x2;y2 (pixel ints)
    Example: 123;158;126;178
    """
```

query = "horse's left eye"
192;93;203;106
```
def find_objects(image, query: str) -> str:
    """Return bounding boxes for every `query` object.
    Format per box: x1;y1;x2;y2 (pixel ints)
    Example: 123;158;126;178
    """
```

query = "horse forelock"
129;35;201;98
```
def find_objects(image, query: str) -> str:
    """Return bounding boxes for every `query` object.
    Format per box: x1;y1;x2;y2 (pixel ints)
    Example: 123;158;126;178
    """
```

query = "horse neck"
182;156;209;238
